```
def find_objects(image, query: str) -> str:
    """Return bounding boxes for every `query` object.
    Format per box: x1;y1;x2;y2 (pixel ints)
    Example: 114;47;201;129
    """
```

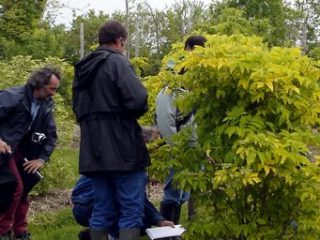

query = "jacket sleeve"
155;90;177;143
0;90;19;140
113;56;148;118
0;90;19;122
37;110;57;161
144;195;164;226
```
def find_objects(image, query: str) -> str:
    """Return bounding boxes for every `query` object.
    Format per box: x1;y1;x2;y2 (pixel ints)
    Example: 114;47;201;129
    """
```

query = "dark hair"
27;67;61;89
184;35;207;50
98;20;128;45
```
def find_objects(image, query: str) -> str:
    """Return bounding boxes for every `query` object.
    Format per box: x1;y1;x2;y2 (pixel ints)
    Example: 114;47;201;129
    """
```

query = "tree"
160;0;208;54
63;10;110;63
290;0;320;54
207;7;271;40
0;0;47;42
212;0;288;46
0;0;48;58
0;0;70;60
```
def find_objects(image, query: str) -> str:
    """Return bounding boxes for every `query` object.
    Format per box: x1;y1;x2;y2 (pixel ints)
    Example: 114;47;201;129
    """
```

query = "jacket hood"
74;47;115;90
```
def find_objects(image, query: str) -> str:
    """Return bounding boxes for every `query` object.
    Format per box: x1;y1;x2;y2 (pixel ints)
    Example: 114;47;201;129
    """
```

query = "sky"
55;0;212;26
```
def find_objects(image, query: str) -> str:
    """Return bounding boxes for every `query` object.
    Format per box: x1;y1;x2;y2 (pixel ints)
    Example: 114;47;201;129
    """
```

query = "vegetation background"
1;0;320;239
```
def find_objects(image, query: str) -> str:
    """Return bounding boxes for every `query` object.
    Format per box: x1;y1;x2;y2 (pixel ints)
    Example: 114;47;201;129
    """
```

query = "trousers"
90;171;147;231
162;168;190;206
0;152;29;236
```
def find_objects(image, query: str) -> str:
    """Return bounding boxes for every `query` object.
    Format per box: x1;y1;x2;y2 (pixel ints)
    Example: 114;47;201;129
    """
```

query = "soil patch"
29;183;164;218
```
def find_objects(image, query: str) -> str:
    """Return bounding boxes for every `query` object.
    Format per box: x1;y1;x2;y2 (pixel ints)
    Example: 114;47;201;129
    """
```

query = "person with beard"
0;67;60;240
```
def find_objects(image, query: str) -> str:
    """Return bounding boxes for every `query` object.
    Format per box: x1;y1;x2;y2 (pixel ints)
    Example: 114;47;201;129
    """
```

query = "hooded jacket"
73;46;150;173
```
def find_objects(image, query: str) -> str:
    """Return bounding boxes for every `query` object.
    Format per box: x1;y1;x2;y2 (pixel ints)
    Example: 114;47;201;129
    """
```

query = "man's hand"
0;139;12;154
23;159;44;173
157;220;175;227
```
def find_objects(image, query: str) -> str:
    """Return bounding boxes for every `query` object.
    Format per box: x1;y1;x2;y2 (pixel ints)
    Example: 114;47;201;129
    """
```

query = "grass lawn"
29;205;186;240
29;208;82;240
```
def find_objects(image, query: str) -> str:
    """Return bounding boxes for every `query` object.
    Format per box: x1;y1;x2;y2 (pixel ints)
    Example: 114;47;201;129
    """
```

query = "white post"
80;22;84;59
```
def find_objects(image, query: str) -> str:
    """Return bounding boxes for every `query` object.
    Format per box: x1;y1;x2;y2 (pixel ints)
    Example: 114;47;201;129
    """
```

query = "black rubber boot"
78;228;91;240
15;232;31;240
119;228;140;240
0;231;13;240
90;229;108;240
160;201;181;225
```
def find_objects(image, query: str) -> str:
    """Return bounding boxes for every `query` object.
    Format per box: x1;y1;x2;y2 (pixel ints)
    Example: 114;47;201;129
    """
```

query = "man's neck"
101;43;120;52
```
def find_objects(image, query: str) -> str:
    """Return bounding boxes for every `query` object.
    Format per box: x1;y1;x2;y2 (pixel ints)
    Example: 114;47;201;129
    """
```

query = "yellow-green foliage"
151;34;320;239
130;57;149;76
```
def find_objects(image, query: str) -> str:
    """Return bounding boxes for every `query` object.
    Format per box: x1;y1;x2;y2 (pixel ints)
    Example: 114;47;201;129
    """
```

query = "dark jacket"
73;46;150;173
0;85;57;161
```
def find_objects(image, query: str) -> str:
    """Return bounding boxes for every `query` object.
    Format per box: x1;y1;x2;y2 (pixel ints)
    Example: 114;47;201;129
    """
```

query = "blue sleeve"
71;176;94;205
143;195;164;226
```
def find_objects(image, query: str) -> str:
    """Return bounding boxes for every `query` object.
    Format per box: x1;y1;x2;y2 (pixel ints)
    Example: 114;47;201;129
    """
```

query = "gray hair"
27;67;61;89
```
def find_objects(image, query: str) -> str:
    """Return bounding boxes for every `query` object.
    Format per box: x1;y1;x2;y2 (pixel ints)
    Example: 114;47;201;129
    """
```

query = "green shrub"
151;34;320;239
31;148;78;196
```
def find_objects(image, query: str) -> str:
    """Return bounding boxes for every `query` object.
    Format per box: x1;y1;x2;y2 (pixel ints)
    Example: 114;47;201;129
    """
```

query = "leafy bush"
151;34;320;239
31;149;78;196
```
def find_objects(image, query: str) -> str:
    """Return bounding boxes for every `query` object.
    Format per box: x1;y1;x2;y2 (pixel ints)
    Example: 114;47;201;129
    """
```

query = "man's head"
27;67;61;100
184;35;207;51
98;20;128;53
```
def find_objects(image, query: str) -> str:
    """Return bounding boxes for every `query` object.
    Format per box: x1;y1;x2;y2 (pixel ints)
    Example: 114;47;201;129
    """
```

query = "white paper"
145;225;186;240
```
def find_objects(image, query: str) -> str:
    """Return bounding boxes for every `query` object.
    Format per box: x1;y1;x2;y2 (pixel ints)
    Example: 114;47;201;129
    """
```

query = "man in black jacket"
0;67;60;240
72;20;150;240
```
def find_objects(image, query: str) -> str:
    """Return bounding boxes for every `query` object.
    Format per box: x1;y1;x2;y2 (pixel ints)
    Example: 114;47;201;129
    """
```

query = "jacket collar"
22;84;53;112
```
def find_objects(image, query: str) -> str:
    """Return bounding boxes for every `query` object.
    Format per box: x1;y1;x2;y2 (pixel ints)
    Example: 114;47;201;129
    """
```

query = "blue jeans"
162;168;190;206
89;171;147;231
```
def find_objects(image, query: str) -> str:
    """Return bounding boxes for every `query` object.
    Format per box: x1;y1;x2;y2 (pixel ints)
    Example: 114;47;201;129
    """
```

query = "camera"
31;132;47;144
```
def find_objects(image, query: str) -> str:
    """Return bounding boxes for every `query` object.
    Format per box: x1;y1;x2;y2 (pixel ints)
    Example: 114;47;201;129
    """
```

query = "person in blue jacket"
72;176;174;240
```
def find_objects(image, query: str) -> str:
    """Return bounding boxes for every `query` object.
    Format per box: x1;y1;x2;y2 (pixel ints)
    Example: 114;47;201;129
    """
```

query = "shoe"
79;228;91;240
160;201;182;225
119;228;140;240
0;231;13;240
15;232;31;240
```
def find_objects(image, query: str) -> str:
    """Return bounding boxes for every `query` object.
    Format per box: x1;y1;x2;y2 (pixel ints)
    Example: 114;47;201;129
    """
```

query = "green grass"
29;208;82;240
29;201;189;240
29;208;151;240
29;148;82;239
